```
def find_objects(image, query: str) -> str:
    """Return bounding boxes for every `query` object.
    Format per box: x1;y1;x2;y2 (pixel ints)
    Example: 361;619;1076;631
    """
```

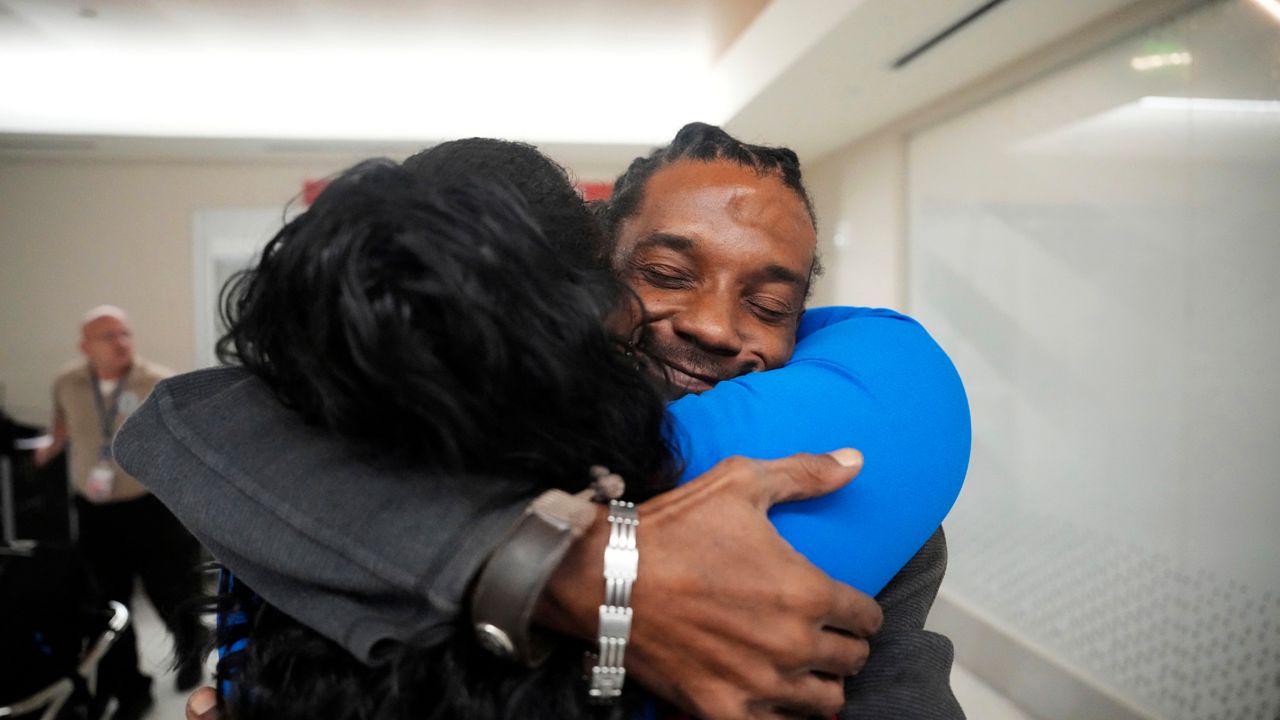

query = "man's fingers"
185;687;218;720
824;581;884;639
756;449;863;506
809;627;873;677
827;447;863;469
754;671;847;719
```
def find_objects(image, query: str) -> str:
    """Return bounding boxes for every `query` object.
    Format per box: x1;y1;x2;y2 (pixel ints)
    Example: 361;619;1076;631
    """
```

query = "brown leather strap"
470;488;598;666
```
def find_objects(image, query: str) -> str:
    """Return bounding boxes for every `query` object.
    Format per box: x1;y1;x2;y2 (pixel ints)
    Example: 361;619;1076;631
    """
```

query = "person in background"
37;305;208;720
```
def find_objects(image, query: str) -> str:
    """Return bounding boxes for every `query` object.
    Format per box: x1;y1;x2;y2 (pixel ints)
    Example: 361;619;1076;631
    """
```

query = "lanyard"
89;365;131;460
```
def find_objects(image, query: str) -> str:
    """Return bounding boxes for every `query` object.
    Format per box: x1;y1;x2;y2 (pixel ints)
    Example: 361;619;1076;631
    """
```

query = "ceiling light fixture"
0;44;709;144
1130;51;1192;71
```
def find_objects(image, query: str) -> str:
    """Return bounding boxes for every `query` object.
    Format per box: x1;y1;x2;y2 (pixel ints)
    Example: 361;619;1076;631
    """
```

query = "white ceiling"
0;0;1192;166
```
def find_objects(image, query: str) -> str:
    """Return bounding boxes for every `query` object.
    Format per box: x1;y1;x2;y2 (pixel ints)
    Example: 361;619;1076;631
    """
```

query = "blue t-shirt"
665;306;970;596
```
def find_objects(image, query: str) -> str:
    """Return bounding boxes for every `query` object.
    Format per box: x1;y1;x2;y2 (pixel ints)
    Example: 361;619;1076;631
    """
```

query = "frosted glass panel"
908;1;1280;717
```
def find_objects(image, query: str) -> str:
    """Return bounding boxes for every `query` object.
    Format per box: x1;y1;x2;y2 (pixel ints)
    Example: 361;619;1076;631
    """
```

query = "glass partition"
908;1;1280;716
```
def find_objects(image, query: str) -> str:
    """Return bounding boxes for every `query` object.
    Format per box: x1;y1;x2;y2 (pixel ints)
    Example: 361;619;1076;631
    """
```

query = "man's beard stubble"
632;332;755;400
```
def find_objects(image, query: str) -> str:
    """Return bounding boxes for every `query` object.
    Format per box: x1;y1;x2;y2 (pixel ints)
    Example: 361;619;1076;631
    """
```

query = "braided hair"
604;121;817;245
601;122;821;293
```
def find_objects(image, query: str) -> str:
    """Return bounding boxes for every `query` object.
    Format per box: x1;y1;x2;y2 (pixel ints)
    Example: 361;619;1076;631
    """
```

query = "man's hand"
33;411;67;467
538;450;883;719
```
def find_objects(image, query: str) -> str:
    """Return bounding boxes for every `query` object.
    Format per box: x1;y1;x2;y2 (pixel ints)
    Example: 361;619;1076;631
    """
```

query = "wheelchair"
1;414;132;719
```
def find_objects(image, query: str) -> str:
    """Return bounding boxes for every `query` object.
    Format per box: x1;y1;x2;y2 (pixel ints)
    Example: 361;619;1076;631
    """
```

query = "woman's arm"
114;366;534;662
666;306;971;596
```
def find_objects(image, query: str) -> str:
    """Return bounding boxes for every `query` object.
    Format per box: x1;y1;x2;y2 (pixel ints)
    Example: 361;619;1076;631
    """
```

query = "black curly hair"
405;138;608;271
217;154;672;489
602;121;822;293
213;150;679;719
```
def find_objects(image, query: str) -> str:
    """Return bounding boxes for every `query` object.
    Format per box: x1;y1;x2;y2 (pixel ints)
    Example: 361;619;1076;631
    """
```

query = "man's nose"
670;293;742;356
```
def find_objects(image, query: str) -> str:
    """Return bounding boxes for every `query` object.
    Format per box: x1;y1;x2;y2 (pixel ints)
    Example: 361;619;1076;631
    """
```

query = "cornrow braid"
602;122;821;290
604;121;814;235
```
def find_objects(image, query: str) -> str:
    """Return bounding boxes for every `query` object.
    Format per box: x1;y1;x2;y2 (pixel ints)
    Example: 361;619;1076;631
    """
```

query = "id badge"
86;461;116;502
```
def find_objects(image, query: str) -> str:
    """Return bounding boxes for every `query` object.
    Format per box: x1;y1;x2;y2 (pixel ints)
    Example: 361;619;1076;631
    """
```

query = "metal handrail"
79;600;130;676
0;679;74;720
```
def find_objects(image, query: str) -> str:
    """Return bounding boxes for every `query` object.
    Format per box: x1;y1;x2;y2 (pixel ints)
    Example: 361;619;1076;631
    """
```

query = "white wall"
0;152;629;427
807;129;908;310
0;157;347;425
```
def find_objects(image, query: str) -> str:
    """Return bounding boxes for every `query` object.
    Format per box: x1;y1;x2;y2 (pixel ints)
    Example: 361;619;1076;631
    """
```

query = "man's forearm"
34;412;67;467
531;503;610;641
112;369;535;662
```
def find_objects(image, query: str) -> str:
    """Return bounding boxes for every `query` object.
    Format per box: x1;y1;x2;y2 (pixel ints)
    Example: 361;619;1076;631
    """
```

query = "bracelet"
470;489;598;666
588;499;638;702
471;469;626;667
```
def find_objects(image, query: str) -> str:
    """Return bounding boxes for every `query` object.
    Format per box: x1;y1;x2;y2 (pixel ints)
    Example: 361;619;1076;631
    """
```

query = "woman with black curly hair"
207;153;680;719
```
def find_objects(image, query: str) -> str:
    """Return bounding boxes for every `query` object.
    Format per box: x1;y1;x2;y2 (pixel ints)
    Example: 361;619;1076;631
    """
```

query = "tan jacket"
52;356;173;503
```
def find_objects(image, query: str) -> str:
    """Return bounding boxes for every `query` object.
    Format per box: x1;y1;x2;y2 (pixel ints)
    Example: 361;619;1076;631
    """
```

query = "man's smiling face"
612;159;817;399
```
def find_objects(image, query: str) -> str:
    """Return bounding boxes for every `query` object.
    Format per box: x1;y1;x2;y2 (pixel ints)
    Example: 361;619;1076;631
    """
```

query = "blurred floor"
131;594;1038;719
132;593;213;720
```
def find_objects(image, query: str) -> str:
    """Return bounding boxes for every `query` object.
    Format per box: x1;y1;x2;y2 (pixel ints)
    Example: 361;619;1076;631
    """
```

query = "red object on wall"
577;182;614;201
302;179;330;206
304;178;609;205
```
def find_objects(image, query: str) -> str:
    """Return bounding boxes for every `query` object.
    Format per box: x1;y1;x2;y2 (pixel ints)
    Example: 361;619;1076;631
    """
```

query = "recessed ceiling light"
1129;52;1192;71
